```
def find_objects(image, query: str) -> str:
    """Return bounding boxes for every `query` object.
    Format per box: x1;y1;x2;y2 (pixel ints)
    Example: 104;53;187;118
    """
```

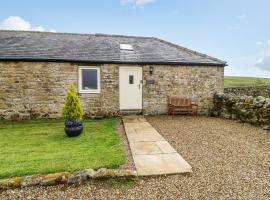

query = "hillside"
224;76;270;88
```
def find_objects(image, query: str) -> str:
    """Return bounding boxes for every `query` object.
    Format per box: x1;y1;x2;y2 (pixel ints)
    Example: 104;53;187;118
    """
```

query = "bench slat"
168;97;198;116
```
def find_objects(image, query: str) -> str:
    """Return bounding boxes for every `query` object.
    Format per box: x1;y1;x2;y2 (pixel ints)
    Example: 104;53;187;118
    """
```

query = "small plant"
62;84;84;137
62;84;83;120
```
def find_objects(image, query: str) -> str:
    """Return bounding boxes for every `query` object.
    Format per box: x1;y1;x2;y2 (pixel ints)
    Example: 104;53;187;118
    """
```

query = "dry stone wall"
224;86;270;97
211;93;270;130
0;61;224;120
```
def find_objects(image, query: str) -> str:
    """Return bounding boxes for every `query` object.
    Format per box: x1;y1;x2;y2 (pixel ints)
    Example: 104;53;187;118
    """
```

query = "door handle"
138;84;140;89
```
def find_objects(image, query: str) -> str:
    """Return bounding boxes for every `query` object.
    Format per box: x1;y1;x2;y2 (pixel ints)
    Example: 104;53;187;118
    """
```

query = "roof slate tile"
0;30;226;66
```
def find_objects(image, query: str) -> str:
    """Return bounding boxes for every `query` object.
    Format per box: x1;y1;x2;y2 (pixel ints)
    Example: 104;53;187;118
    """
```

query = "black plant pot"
65;125;83;137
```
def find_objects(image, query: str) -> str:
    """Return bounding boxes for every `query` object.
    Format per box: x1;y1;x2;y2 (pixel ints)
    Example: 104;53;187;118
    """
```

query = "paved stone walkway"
122;115;192;176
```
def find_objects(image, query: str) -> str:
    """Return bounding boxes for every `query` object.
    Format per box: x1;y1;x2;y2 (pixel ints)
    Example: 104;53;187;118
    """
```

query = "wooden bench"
168;97;198;116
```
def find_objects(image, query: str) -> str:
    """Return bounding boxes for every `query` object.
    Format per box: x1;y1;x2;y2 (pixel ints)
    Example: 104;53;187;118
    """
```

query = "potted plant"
62;84;84;137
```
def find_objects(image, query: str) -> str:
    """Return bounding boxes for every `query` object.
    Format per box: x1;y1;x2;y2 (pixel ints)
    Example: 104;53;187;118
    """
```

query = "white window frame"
78;66;100;93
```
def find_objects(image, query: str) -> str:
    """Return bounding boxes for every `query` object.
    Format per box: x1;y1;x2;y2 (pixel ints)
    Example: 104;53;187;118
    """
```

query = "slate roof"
0;30;226;66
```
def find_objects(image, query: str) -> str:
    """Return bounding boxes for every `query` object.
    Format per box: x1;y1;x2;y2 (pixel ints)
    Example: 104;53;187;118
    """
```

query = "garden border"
0;168;137;190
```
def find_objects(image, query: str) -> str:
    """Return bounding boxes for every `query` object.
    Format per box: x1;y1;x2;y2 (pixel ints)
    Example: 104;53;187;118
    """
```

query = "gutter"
0;58;227;67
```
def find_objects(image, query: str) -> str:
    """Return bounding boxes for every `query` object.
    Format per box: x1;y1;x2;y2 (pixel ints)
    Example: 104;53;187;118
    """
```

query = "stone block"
40;172;71;186
21;175;43;188
0;177;23;189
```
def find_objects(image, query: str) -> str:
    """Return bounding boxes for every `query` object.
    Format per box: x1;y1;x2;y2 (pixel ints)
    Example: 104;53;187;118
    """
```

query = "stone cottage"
0;30;226;119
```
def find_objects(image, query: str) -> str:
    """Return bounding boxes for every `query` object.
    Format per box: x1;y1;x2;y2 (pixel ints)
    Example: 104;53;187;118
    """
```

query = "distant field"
224;76;270;88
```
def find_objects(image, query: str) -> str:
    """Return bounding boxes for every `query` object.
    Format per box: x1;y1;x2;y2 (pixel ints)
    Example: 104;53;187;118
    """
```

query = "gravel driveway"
1;116;269;200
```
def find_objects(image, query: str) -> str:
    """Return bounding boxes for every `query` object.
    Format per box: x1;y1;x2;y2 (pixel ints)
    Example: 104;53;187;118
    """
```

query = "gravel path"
1;116;269;200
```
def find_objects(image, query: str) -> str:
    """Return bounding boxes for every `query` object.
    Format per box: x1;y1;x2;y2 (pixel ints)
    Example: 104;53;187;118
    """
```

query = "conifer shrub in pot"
62;84;84;137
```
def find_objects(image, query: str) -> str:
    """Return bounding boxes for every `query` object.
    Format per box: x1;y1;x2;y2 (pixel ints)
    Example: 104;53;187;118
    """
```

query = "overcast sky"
0;0;269;78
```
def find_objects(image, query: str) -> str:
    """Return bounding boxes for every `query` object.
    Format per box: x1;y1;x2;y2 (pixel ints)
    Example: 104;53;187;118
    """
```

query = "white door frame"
119;66;143;110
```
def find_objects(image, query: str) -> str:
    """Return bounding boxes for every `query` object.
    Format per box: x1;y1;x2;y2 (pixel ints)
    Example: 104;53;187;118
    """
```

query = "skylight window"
120;44;133;51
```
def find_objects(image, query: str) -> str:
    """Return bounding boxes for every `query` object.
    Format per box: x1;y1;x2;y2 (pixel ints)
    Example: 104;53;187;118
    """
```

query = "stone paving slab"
130;142;163;155
133;153;192;176
127;132;165;142
124;122;152;130
156;141;177;153
122;115;192;176
135;127;159;135
122;116;147;123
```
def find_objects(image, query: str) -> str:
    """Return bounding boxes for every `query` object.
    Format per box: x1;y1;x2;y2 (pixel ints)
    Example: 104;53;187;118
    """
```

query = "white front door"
119;67;142;110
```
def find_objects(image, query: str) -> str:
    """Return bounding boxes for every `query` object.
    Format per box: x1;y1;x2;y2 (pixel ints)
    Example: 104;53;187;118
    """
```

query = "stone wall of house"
0;61;224;120
0;62;119;120
143;65;224;114
224;86;270;97
211;93;270;130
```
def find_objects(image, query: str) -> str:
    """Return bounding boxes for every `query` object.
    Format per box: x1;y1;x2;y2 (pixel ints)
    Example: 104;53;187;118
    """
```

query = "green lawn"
224;76;270;88
0;118;125;178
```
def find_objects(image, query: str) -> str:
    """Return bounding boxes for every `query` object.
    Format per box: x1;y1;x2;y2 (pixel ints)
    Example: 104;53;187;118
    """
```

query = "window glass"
129;75;134;84
82;69;98;90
